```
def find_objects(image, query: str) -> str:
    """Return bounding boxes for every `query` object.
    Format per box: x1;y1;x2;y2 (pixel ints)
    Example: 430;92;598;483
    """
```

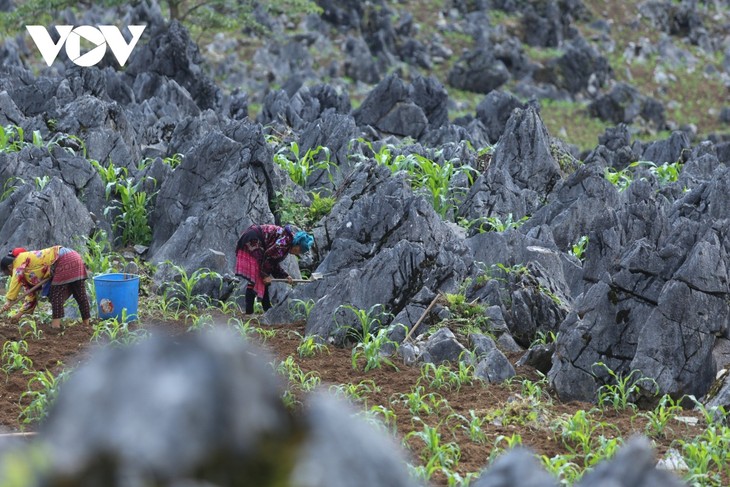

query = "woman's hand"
0;302;12;314
263;276;273;284
286;275;293;284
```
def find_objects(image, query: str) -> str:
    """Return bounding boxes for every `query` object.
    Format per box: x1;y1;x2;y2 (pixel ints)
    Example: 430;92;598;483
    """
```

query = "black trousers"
245;283;271;314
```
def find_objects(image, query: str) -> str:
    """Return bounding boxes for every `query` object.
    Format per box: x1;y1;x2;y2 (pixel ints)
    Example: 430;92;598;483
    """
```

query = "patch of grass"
539;99;611;152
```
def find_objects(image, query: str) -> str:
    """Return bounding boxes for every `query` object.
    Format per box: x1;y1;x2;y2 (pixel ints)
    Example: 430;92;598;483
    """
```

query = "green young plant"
520;373;552;406
444;292;488;332
18;319;43;341
78;230;117;275
554;409;598;457
483;213;530;232
19;367;71;424
273;142;333;187
1;340;32;373
187;313;215;332
405;420;461;470
394;386;448;417
336;304;401;372
0;176;26;202
295;333;329;358
161;263;222;313
91;314;148;347
229;317;278;342
89;159;129;198
361;404;398;435
163;153;184;169
593;362;658;412
641;394;683;438
584;435;623;469
456;409;488;444
569;235;589;260
308;191;335;222
289;298;316;320
530;330;558;348
0;125;26;153
632;160;683;185
418;362;472;392
275;355;321;392
540;453;582;486
105;178;155;246
329;379;380;405
604;166;633;191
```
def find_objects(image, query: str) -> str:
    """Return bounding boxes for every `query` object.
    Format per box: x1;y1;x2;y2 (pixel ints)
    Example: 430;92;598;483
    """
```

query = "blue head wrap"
293;231;314;253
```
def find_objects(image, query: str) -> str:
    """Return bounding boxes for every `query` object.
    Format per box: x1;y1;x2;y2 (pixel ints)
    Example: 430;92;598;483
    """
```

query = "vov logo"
26;25;146;67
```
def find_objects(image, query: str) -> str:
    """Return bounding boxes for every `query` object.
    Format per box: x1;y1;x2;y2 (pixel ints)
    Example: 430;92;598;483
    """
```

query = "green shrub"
273;142;333;187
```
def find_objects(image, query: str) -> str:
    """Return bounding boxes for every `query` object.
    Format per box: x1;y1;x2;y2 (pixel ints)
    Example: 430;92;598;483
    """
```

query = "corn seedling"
553;409;616;458
289;298;316;320
604;166;633;191
584;435;623;468
0;125;27;152
484;213;530;232
294;333;329;358
227;316;274;341
105;178;154;246
19;367;71;424
418;362;469;392
216;299;242;315
394;386;448;417
18;319;43;341
254;326;277;341
593;362;658;412
406;420;461;470
281;388;300;409
360;404;398;435
444;292;485;320
91;315;148;346
273;142;334;187
540;454;582;486
275;356;320;392
351;325;401;372
488;433;525;462
455;409;488;443
569;235;589;260
0;176;26;202
679;427;729;486
641;394;683;438
530;330;559;348
632;160;683;185
1;340;32;373
407;463;440;483
78;230;117;275
329;379;380;405
187;313;215;332
336;304;400;372
89;159;128;198
32;175;50;191
161;263;222;313
442;469;478;487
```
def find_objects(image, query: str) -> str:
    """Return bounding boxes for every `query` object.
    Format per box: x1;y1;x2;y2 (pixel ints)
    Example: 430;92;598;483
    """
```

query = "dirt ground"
0;314;717;485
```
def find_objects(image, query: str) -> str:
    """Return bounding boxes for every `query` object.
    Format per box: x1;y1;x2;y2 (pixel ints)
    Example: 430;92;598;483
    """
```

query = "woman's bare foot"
51;319;62;329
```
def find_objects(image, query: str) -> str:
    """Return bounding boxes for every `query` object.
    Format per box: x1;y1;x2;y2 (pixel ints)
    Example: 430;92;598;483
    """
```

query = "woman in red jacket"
235;224;313;314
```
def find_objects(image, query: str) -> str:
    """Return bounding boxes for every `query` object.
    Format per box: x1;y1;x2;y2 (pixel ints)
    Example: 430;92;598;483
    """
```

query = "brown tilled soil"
0;313;719;485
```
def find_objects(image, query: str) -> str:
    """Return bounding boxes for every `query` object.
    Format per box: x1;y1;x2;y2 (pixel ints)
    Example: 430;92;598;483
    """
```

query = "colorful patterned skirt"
51;249;88;286
235;250;265;298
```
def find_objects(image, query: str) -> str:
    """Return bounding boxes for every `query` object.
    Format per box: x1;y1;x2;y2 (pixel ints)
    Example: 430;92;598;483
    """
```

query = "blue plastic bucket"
92;273;140;322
